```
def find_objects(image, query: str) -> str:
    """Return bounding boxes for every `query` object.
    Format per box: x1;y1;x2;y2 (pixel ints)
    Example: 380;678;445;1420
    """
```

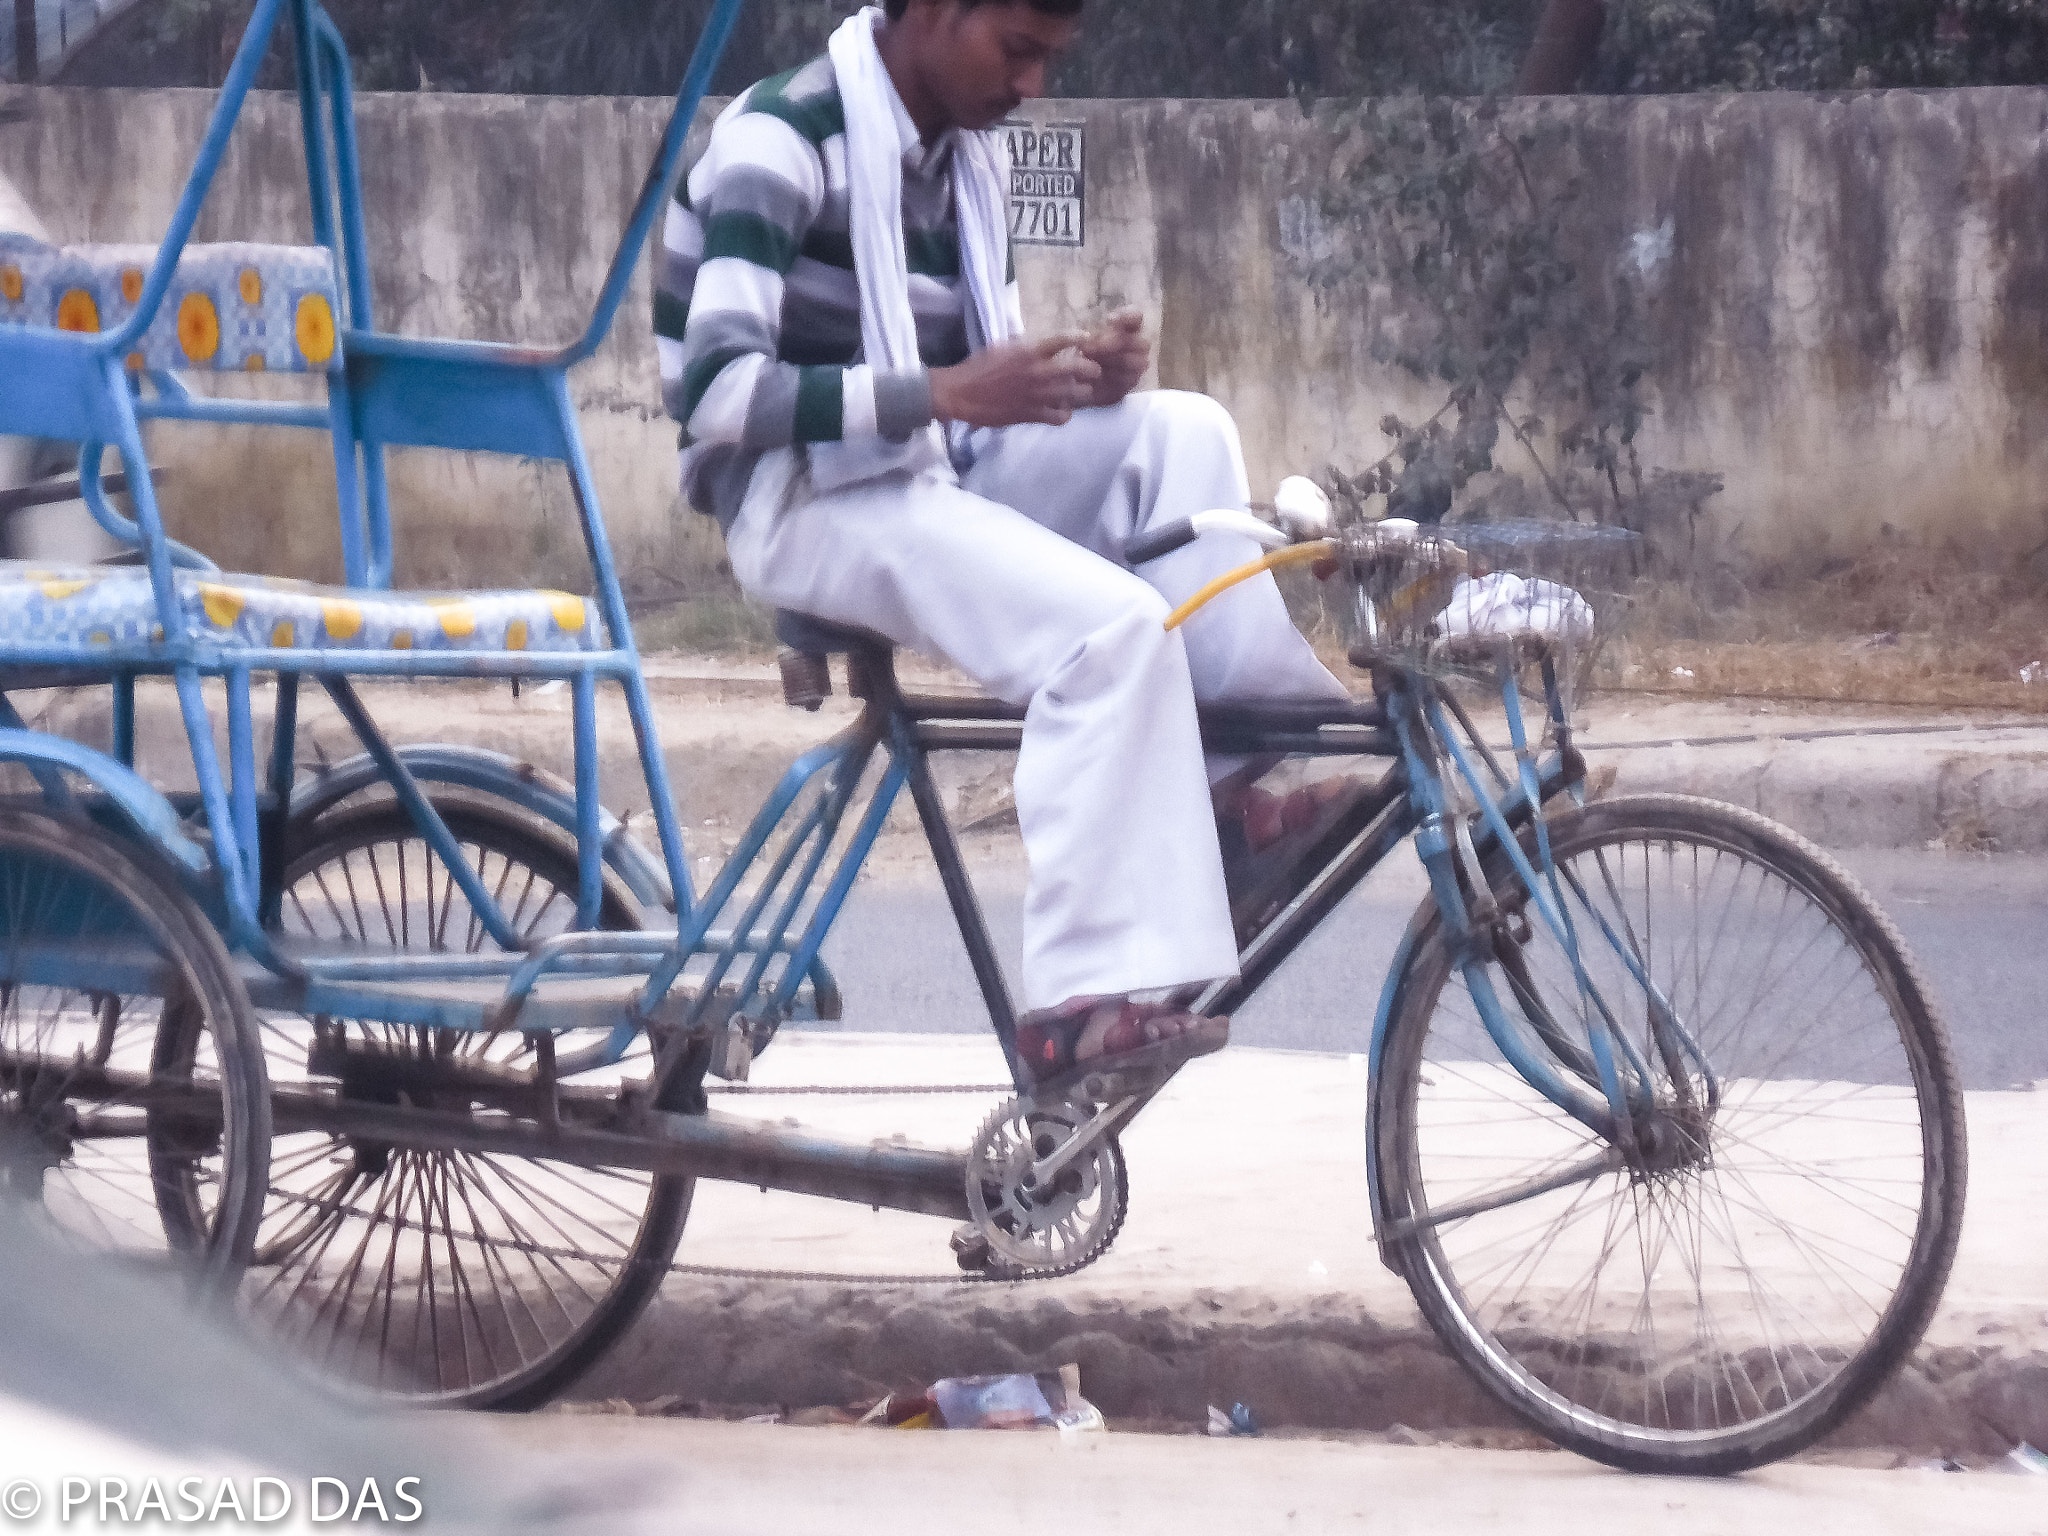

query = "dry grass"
1603;546;2048;710
1291;544;2048;711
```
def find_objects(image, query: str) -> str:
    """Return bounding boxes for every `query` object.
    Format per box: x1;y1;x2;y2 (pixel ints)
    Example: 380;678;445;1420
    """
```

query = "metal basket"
1336;518;1640;681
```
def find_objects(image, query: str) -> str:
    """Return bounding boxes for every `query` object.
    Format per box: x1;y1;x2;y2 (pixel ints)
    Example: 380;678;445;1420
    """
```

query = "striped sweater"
656;54;1020;522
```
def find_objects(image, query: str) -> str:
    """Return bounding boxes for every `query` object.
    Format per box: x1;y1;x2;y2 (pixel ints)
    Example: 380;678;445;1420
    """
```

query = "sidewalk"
565;1034;2048;1457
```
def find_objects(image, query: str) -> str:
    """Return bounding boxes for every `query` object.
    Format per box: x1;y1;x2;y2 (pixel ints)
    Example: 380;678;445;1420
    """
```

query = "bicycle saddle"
774;608;893;711
773;608;892;658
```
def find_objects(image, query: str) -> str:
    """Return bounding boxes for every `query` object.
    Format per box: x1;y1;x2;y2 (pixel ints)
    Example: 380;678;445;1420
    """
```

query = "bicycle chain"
703;1083;1013;1097
261;1079;1108;1288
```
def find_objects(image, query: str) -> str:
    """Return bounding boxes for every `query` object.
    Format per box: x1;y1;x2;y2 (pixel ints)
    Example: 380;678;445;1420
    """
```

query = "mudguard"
287;744;674;910
286;742;842;1021
0;726;210;881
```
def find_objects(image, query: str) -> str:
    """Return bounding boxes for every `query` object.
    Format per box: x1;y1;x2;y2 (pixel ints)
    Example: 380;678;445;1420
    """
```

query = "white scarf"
812;6;1020;489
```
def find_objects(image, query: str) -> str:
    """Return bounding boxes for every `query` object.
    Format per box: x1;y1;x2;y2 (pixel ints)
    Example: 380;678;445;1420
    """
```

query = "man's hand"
1079;307;1149;408
929;335;1101;428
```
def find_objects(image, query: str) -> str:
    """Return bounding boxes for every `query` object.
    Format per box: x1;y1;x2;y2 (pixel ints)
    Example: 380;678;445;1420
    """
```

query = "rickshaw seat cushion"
773;608;893;657
0;236;342;375
0;562;607;654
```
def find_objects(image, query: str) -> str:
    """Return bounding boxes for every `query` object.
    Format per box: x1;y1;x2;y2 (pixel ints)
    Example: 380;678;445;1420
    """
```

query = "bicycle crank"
961;1095;1132;1275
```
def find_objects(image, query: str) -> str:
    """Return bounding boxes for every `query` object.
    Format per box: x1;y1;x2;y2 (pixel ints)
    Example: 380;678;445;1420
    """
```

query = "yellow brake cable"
1163;539;1337;631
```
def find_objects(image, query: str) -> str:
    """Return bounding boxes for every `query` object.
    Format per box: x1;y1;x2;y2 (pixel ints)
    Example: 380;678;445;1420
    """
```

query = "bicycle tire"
0;806;270;1287
251;794;690;1410
1373;792;1965;1473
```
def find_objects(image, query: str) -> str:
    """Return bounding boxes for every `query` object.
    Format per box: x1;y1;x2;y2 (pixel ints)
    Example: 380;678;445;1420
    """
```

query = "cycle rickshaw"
0;0;1964;1474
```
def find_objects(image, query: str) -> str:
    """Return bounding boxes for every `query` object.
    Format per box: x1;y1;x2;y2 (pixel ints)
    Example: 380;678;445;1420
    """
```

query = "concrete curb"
573;1279;2045;1456
1602;727;2048;854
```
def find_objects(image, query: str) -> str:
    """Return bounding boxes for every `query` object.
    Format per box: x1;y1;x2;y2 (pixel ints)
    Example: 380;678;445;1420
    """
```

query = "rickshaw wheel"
0;806;270;1287
247;793;690;1410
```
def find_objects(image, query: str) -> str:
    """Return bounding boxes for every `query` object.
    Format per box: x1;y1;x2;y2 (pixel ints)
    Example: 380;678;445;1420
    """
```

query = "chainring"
964;1095;1127;1274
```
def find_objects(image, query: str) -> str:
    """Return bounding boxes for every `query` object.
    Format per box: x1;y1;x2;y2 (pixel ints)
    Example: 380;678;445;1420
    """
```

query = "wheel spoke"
258;803;677;1404
1386;799;1960;1469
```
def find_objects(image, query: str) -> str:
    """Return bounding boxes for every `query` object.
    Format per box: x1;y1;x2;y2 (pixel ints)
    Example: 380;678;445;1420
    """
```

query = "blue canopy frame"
0;0;750;985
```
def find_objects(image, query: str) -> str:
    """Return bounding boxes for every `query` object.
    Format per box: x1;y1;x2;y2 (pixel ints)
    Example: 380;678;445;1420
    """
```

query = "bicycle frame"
637;643;1627;1136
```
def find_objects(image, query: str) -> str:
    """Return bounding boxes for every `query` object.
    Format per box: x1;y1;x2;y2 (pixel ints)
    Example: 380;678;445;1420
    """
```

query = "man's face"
909;1;1078;131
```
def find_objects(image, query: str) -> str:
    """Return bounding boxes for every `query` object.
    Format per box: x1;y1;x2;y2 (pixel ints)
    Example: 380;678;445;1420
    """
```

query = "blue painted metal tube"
314;12;374;327
306;943;667;986
633;736;850;1013
135;397;331;431
0;643;635;677
775;760;906;1010
171;666;261;945
98;0;295;355
112;675;135;767
262;671;299;927
324;393;368;587
103;384;198;681
572;669;603;929
1390;692;1614;1133
0;729;216;873
226;665;260;896
498;931;678;998
544;372;694;914
687;738;853;934
559;0;749;366
1424;694;1650;1121
288;0;339;259
360;448;393;590
287;744;675;913
620;663;695;916
677;785;836;1030
77;440;219;573
733;745;872;1017
482;926;835;1013
318;676;525;953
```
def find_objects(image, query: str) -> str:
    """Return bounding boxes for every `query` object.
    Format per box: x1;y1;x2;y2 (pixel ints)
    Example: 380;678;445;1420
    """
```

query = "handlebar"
1123;508;1291;566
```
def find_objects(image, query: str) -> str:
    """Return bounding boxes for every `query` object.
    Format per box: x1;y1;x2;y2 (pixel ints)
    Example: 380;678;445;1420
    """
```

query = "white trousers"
725;390;1348;1009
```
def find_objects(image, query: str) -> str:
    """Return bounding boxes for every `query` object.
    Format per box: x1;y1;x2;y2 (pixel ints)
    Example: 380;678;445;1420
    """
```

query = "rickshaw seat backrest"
0;235;341;377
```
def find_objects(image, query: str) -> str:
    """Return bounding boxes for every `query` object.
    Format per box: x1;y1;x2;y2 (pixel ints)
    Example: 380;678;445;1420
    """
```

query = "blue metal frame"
0;0;750;1022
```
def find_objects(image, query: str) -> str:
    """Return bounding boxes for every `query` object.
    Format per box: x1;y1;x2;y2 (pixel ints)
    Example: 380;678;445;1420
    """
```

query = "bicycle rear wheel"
1374;793;1964;1473
0;807;269;1286
249;795;689;1409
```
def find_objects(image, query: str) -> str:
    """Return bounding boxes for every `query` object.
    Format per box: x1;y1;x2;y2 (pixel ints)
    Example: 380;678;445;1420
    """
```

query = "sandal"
1015;995;1230;1101
1218;772;1382;937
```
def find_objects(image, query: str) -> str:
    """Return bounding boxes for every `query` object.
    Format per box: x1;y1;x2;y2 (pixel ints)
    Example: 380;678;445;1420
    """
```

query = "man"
655;0;1350;1095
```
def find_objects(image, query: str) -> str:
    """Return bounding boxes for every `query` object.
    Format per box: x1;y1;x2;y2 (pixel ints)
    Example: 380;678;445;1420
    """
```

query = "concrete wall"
1;83;2045;589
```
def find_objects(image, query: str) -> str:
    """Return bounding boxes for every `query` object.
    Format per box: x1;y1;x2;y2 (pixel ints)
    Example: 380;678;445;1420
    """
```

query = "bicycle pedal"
949;1222;994;1273
707;1017;753;1083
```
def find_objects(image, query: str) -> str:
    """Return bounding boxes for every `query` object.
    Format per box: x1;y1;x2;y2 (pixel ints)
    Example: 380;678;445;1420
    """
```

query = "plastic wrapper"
929;1364;1103;1434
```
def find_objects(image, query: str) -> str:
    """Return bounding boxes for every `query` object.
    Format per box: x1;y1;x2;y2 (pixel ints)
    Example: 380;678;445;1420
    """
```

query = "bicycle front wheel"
1374;793;1965;1473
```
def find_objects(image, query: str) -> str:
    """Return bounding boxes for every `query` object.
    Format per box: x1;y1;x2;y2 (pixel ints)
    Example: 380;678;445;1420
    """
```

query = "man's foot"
1217;772;1381;934
1014;995;1229;1100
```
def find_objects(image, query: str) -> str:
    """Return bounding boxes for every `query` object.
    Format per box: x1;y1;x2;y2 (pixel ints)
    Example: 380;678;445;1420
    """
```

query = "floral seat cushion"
0;563;606;654
0;236;340;375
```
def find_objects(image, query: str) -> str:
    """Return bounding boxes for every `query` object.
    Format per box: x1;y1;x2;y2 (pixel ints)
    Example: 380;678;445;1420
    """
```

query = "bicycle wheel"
0;807;269;1286
250;795;690;1409
1374;792;1964;1473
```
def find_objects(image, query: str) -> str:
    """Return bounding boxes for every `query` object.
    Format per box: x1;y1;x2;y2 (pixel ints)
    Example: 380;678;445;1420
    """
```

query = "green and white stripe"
656;56;1019;521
